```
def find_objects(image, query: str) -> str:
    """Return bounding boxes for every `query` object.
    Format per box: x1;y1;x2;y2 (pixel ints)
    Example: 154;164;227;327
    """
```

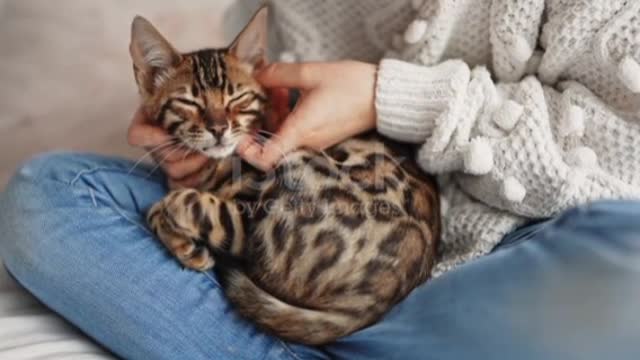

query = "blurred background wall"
0;0;237;187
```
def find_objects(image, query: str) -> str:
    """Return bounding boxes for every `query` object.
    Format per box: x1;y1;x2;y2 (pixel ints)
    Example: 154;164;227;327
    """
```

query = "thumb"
256;62;321;90
127;108;172;147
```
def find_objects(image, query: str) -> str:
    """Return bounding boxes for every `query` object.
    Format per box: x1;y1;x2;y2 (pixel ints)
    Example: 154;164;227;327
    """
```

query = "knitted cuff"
375;59;471;143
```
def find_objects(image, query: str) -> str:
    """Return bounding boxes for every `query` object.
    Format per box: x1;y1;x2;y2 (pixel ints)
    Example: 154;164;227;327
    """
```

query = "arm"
239;59;475;173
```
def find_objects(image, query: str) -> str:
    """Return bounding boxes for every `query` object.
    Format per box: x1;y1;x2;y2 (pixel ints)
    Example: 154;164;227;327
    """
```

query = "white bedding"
0;263;114;359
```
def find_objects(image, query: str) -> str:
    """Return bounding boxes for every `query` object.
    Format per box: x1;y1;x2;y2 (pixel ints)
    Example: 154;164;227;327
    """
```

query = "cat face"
130;8;268;159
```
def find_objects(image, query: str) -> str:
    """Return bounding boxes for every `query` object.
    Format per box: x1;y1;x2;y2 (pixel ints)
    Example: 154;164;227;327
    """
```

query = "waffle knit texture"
237;0;640;275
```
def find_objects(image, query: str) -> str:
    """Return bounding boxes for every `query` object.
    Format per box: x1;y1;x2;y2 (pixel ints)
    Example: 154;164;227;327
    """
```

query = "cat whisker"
250;133;296;169
128;139;179;174
255;130;340;166
146;143;187;178
182;147;195;162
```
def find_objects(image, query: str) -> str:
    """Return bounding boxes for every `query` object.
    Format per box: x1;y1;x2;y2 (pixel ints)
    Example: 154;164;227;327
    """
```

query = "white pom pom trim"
567;169;587;188
509;36;534;63
567;146;598;168
501;177;526;203
404;19;428;44
464;137;494;175
493;100;524;131
618;56;640;93
411;0;425;10
279;51;297;63
559;104;585;137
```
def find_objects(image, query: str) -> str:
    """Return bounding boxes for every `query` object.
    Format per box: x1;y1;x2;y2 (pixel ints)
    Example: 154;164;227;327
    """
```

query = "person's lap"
1;152;639;360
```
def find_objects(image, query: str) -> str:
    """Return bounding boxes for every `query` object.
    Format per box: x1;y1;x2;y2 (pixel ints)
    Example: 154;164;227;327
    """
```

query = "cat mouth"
201;144;236;159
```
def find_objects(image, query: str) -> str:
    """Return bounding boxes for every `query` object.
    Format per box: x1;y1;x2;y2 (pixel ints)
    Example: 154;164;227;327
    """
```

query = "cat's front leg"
147;189;247;271
147;189;217;271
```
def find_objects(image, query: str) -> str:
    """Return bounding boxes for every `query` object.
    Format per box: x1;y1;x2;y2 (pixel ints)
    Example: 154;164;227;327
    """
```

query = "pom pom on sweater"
404;19;428;44
559;104;585;137
509;36;534;63
464;137;494;175
501;177;527;203
493;100;524;131
618;56;640;93
567;146;598;168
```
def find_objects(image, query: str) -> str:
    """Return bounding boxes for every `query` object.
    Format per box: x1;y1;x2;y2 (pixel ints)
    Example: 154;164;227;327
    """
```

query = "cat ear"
130;16;181;96
229;6;268;70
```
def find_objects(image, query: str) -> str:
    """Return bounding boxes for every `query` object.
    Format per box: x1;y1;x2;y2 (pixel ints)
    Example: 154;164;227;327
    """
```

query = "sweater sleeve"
378;54;640;221
375;59;472;144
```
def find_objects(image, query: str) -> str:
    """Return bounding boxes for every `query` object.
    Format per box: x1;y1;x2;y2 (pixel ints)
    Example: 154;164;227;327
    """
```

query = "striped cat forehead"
187;49;260;94
189;49;229;89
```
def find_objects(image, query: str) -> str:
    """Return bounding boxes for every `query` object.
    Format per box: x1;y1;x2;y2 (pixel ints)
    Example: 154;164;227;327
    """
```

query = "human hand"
127;108;210;189
238;61;378;171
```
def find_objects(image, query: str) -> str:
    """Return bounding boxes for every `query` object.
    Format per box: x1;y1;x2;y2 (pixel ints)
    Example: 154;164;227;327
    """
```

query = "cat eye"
226;91;259;112
234;97;255;110
172;97;205;115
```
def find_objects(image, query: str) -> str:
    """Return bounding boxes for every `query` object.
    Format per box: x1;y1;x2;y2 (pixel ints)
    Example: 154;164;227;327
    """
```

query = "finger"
167;161;212;189
260;138;294;170
256;62;322;90
238;137;288;171
167;175;204;190
152;145;197;164
128;109;172;147
155;152;210;179
237;138;267;170
239;126;298;171
236;135;255;155
249;93;325;170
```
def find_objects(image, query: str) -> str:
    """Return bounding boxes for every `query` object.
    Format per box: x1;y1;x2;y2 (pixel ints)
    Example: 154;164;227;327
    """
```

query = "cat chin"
203;144;236;159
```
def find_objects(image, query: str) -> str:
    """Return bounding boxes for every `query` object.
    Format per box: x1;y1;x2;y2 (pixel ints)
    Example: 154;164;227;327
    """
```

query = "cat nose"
209;123;228;140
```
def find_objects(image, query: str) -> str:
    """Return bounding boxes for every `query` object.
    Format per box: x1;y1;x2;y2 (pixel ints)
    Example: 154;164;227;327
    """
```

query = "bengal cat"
130;8;440;345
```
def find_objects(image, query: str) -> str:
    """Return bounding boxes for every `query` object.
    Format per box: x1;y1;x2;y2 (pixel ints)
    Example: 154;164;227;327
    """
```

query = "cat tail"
222;269;356;345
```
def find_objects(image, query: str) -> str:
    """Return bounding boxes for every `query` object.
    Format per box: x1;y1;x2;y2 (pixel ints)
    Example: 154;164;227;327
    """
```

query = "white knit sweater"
231;0;640;275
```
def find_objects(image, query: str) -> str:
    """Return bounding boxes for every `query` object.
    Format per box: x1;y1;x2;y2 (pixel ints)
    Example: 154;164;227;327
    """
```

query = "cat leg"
147;189;247;271
147;190;215;271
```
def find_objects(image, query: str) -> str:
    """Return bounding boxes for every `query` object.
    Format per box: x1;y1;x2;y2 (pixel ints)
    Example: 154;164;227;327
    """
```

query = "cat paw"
172;240;216;272
147;190;215;272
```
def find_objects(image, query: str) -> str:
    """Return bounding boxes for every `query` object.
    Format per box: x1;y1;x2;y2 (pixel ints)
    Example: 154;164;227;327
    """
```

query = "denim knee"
534;200;640;284
550;200;640;248
0;152;108;238
0;152;145;270
1;153;79;261
8;151;136;186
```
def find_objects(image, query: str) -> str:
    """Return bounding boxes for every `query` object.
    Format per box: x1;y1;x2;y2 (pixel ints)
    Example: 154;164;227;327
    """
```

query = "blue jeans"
1;152;640;360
